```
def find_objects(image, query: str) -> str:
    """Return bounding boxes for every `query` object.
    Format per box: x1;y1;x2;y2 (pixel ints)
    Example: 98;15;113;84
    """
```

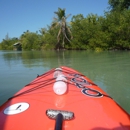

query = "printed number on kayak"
70;74;103;98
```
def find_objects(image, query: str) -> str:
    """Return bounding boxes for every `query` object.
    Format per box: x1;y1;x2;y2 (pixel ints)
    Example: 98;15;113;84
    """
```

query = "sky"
0;0;109;42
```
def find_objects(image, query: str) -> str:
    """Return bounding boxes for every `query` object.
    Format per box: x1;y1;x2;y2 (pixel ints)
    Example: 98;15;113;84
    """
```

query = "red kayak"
0;66;130;130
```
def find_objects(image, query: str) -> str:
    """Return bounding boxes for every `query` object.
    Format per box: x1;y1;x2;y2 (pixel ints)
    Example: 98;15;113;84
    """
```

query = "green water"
0;50;130;113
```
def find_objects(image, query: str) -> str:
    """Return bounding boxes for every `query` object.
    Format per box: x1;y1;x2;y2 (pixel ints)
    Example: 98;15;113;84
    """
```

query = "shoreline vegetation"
0;0;130;51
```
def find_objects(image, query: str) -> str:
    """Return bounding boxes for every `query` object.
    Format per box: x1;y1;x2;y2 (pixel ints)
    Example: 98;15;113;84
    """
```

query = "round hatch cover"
4;102;29;115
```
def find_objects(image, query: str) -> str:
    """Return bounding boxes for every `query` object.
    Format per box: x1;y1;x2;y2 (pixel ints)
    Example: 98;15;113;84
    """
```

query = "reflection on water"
0;50;130;113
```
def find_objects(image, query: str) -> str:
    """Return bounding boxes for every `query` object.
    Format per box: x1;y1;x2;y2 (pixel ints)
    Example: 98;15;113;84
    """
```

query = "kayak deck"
0;66;130;130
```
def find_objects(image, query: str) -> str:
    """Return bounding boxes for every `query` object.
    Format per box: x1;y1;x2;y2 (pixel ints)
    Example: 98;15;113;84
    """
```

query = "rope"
8;69;55;100
8;67;112;100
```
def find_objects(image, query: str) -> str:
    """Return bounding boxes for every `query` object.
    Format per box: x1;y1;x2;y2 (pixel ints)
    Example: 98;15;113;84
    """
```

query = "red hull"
0;66;130;130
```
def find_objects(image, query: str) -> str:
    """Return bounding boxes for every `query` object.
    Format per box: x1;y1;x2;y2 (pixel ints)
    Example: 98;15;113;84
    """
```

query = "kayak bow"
0;66;130;130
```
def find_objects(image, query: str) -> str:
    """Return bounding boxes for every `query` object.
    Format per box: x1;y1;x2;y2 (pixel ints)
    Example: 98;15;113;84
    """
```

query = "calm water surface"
0;50;130;113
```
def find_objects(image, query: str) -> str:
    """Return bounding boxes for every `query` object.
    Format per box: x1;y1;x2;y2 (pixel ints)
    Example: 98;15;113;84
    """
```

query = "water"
0;50;130;113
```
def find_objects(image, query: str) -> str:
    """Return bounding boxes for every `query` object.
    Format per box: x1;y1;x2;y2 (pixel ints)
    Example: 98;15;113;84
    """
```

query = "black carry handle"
46;109;74;130
55;113;63;130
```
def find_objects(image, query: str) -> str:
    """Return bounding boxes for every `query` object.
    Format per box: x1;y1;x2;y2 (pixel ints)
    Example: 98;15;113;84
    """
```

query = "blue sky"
0;0;109;42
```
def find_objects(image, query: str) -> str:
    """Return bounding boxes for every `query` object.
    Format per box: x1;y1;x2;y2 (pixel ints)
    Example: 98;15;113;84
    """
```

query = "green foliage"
0;7;130;51
0;37;18;50
41;28;57;49
20;31;43;50
70;14;88;49
70;14;109;50
108;0;130;11
104;10;130;49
